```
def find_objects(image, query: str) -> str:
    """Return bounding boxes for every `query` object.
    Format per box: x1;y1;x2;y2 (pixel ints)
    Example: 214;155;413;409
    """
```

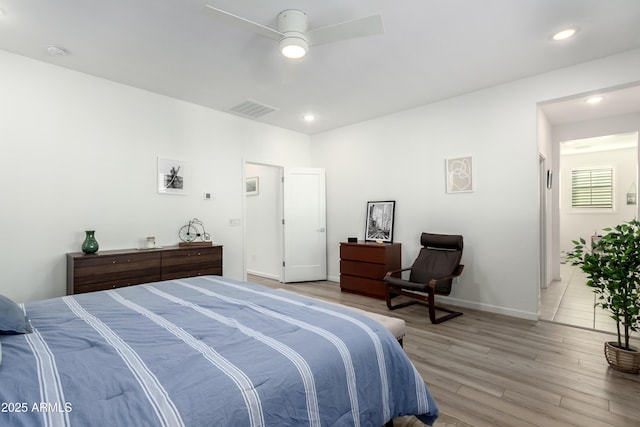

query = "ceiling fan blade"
202;5;283;41
306;14;383;46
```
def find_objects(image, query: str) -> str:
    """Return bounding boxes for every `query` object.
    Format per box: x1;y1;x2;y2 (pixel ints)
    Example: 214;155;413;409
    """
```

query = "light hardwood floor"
248;275;640;427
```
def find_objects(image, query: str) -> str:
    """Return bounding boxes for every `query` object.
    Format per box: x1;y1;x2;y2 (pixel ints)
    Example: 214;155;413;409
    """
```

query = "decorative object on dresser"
339;241;401;300
365;201;395;243
145;236;156;249
81;230;99;254
178;217;211;247
67;245;223;294
384;233;464;324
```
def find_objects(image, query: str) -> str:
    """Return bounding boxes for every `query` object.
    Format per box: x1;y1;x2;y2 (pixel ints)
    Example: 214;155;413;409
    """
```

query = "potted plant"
567;219;640;374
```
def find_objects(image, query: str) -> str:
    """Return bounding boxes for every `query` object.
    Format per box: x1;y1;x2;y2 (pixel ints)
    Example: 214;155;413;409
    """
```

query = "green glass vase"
81;230;99;254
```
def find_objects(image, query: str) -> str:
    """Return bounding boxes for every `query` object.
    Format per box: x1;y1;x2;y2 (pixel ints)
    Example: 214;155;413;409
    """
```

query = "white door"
283;168;327;282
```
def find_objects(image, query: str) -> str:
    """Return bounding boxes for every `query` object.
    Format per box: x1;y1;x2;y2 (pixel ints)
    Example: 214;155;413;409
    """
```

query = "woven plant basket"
604;342;640;374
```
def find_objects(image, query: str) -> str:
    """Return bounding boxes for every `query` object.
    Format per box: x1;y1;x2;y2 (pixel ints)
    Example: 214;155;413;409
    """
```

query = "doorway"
540;132;639;331
245;163;283;281
243;162;327;283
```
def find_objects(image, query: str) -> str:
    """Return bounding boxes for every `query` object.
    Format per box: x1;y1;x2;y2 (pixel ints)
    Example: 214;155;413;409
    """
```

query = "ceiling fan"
202;5;384;59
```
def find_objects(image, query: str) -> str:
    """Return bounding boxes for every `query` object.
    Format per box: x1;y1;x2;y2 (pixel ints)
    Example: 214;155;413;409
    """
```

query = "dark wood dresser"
339;241;401;299
67;245;223;294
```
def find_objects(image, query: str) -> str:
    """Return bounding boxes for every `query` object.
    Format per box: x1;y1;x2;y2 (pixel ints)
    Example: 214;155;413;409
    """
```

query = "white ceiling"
560;132;638;155
1;0;640;134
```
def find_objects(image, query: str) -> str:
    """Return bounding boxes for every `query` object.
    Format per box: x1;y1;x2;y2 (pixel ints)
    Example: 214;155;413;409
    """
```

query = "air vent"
229;99;279;118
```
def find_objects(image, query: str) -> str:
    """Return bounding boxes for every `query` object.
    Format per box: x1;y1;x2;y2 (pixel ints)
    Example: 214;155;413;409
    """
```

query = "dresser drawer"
339;260;389;280
340;275;387;299
72;252;162;287
161;247;221;266
73;274;162;294
340;244;390;264
161;247;222;279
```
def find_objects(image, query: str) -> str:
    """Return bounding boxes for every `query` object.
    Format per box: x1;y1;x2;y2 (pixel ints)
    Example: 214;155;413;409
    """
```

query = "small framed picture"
365;201;395;243
157;157;189;195
246;176;259;196
446;156;474;193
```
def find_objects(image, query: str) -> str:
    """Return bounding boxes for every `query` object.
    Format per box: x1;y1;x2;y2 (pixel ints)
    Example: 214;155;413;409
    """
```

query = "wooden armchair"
384;233;464;324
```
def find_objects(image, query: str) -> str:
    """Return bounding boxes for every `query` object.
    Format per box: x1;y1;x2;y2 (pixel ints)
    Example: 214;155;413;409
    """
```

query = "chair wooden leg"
430;306;463;324
386;286;417;310
429;291;463;324
428;292;437;323
387;285;462;324
385;285;394;309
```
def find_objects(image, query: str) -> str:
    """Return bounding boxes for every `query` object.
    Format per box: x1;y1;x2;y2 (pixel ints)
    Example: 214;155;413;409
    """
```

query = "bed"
0;275;438;426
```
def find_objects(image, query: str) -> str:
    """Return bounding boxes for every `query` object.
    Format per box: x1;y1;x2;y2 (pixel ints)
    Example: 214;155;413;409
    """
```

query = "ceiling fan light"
280;37;308;59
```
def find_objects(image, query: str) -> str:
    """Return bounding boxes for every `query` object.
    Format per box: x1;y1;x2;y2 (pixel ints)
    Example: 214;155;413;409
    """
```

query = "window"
571;167;613;208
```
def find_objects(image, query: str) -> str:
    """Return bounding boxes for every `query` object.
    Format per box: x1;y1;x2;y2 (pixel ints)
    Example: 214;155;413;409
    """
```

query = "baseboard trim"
246;270;280;281
436;296;539;321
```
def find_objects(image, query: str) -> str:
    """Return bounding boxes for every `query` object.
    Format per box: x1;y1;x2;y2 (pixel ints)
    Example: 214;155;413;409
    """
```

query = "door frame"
242;160;284;283
539;153;548;295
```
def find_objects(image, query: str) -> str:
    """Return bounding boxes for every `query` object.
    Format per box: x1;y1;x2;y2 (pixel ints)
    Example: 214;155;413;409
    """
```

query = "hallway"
540;262;617;333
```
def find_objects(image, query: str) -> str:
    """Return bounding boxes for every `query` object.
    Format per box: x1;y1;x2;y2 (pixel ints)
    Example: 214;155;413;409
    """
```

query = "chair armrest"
384;267;412;280
428;264;464;289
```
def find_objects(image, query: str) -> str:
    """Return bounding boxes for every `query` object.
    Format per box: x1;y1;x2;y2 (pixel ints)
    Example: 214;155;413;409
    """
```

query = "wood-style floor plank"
248;276;640;426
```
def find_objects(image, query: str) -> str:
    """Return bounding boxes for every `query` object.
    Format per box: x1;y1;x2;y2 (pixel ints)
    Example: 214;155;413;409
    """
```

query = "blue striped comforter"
0;276;438;426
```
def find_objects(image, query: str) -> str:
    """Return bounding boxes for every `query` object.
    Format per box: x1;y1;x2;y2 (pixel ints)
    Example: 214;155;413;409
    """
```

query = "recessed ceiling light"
552;28;577;41
303;114;315;122
46;45;68;56
585;96;603;104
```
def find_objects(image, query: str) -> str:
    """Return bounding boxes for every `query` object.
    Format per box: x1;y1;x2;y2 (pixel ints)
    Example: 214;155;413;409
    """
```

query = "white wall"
0;50;310;303
559;146;638;256
245;163;282;280
3;46;640;320
311;48;640;320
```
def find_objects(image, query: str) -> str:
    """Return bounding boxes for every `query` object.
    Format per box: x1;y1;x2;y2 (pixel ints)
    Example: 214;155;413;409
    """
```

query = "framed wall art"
246;176;259;196
365;200;395;243
157;157;189;195
446;156;474;193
